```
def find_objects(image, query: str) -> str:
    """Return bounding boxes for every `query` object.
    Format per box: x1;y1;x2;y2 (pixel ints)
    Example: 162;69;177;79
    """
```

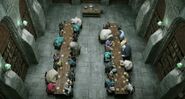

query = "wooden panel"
155;21;185;80
52;0;72;3
0;22;28;80
19;0;37;39
0;24;10;53
144;0;165;41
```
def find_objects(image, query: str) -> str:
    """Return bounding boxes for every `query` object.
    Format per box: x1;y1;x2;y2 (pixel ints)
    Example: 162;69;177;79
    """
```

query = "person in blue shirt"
118;27;125;41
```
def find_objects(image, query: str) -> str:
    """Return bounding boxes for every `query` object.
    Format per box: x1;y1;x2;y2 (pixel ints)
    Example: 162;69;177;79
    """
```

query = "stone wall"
157;58;185;99
0;0;47;64
27;0;46;37
2;0;22;35
139;0;185;64
129;0;145;13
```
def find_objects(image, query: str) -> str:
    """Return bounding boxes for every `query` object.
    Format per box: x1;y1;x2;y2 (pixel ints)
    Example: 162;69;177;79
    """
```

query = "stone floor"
25;4;159;99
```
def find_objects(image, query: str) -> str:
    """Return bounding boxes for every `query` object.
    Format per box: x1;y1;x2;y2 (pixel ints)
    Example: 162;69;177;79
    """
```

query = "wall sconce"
23;20;28;26
157;21;163;26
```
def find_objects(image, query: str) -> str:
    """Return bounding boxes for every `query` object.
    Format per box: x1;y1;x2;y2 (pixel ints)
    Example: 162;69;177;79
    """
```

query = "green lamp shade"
176;62;184;69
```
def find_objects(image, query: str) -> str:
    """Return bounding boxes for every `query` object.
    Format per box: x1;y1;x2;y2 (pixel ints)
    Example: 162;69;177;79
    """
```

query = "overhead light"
23;20;28;26
157;21;163;26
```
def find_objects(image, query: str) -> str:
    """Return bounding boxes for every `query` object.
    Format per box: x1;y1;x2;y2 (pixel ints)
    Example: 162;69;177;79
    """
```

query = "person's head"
118;27;121;30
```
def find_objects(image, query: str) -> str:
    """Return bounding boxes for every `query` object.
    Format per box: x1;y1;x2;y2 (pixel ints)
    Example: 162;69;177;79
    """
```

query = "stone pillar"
136;0;158;37
143;29;165;63
27;0;46;37
21;29;39;64
72;0;81;5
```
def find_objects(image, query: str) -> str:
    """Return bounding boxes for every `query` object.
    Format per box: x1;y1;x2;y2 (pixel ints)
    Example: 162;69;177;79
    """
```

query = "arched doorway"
19;0;37;39
0;18;29;80
155;18;185;80
144;0;166;41
52;0;72;3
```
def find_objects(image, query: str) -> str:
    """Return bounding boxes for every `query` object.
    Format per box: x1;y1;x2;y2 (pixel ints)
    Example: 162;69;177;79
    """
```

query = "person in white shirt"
125;83;134;94
99;28;113;44
71;17;82;27
123;60;133;71
45;69;58;83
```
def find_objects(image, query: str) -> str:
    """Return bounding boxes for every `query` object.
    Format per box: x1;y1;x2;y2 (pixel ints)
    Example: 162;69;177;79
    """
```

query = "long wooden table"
109;23;129;95
54;22;73;94
82;5;101;17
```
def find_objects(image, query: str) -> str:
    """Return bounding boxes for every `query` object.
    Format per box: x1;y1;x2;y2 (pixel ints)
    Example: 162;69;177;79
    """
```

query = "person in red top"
46;83;56;94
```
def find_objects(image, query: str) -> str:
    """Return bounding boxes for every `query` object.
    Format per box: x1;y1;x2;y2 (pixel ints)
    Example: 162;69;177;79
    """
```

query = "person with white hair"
99;27;113;44
45;69;58;83
120;60;133;71
71;17;82;27
69;41;81;56
125;83;134;94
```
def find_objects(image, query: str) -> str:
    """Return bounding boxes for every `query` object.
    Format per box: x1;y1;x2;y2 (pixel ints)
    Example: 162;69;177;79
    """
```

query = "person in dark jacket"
121;44;132;60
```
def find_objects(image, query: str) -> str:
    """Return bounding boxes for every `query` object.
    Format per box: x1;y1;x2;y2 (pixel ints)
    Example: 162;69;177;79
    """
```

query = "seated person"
53;59;62;70
68;56;76;67
68;69;75;82
105;61;113;73
104;51;112;63
105;77;115;88
107;86;115;94
105;38;113;51
73;24;81;35
125;83;135;94
53;52;60;62
46;83;56;94
71;17;82;28
118;27;125;41
121;40;132;60
70;41;81;56
45;69;58;83
59;22;64;31
64;81;73;96
99;27;112;44
53;34;64;50
120;60;133;71
109;68;117;76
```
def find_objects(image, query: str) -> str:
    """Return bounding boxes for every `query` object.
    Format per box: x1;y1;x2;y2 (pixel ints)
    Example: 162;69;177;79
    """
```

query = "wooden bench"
54;22;74;95
109;23;129;95
82;5;101;17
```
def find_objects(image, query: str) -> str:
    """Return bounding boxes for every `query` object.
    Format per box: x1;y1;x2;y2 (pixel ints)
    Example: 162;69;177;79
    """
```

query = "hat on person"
120;38;127;46
4;63;11;71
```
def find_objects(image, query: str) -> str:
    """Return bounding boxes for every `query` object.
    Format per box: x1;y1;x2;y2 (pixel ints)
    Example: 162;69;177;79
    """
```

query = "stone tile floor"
25;4;159;99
